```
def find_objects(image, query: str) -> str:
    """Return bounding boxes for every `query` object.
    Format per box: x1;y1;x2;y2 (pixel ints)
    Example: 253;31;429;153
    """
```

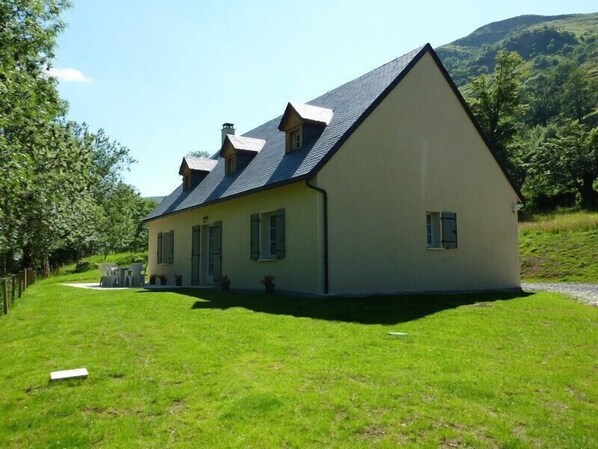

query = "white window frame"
286;126;303;152
260;211;277;259
426;212;441;248
250;209;285;261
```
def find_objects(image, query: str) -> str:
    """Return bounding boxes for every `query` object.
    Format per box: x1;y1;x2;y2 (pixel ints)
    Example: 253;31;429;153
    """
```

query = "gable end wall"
318;52;521;294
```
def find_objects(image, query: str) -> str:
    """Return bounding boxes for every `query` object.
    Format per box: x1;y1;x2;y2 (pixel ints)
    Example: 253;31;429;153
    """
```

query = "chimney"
221;123;235;144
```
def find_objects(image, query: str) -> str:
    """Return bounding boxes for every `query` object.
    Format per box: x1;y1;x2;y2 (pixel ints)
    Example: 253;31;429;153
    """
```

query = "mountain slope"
437;13;598;88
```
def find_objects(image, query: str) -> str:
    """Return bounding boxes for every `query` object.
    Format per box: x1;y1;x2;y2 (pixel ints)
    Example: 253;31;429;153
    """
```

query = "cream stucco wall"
317;52;521;294
148;182;324;293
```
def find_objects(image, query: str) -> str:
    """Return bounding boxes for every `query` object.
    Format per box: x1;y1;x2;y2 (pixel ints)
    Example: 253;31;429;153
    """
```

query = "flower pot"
222;281;230;291
175;279;182;286
265;283;275;294
149;278;156;285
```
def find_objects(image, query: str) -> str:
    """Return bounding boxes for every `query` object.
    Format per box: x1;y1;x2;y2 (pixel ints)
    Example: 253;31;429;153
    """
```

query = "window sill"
426;247;445;251
257;258;277;262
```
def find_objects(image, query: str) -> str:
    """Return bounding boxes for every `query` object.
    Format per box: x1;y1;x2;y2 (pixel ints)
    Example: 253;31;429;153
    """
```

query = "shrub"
74;260;93;273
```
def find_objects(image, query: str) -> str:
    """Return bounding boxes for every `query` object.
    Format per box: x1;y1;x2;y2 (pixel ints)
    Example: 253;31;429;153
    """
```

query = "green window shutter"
168;230;175;263
157;232;163;264
274;208;285;259
441;212;458;249
250;214;260;260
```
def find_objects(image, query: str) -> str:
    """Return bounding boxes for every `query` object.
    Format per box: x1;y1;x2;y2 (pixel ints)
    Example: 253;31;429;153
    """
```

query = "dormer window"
288;126;303;151
179;156;217;191
278;102;333;154
225;155;236;175
220;134;266;176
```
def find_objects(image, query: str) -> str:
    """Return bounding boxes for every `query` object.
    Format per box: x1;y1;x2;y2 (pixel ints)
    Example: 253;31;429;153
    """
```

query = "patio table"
117;267;129;287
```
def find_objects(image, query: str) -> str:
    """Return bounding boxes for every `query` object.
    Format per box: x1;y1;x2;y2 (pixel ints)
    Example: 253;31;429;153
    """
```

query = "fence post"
18;271;22;298
11;275;16;305
2;278;7;315
24;269;28;290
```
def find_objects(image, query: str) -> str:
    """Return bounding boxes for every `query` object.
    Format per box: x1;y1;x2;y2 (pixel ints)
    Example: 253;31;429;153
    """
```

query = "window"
269;215;277;256
286;126;302;152
250;209;285;260
225;155;236;175
157;230;175;263
426;212;457;249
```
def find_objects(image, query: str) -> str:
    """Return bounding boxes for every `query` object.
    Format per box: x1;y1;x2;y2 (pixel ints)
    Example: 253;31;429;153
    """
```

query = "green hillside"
437;13;598;89
519;212;598;282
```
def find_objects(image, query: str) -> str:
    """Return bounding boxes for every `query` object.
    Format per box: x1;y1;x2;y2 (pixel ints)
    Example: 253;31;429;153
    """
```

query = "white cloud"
47;67;92;83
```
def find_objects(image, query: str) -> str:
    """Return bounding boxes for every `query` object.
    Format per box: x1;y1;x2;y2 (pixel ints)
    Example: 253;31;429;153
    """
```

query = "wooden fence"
1;268;36;317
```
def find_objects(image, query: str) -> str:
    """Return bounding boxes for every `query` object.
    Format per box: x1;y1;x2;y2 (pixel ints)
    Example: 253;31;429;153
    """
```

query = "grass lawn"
519;212;598;282
0;274;596;448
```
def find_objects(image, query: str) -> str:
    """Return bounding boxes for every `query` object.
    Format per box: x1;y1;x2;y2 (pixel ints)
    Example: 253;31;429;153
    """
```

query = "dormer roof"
220;135;266;156
179;156;218;175
278;102;334;131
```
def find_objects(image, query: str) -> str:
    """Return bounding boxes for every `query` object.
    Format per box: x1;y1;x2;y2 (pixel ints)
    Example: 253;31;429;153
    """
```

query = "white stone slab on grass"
50;368;89;381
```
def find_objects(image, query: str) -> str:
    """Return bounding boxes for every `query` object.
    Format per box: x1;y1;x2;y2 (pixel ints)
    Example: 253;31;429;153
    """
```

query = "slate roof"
149;43;499;221
223;135;267;153
182;156;218;172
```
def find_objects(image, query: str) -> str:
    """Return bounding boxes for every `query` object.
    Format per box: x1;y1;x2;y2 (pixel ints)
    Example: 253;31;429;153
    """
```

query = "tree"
561;68;597;123
0;0;71;273
98;183;154;256
187;150;212;158
524;72;560;127
525;121;598;209
470;50;527;169
0;1;152;273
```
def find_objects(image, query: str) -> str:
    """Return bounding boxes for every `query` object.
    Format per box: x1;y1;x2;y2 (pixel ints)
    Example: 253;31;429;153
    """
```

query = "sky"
52;0;597;197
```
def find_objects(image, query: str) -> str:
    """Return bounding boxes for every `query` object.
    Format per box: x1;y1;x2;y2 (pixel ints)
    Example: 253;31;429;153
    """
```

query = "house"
145;44;522;295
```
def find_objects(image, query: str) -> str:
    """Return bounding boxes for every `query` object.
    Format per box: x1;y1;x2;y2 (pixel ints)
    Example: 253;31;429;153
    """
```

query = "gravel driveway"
522;282;598;306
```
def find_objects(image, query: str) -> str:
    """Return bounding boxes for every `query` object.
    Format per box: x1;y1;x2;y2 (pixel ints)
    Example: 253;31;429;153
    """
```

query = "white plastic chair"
103;265;119;287
124;263;144;287
98;263;107;287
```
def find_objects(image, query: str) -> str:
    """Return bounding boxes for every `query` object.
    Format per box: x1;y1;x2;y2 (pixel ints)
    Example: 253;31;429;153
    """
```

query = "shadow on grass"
137;288;531;325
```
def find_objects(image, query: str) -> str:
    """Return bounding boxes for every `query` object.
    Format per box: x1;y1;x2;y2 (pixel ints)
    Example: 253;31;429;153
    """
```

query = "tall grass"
519;211;598;233
519;212;598;233
519;212;598;282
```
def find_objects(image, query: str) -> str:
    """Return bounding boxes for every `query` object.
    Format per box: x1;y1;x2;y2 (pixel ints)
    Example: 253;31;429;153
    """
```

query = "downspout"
305;179;329;294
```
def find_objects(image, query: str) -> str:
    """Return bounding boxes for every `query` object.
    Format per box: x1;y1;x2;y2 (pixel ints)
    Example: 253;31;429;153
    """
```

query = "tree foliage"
470;50;527;171
187;150;212;158
0;1;153;274
465;46;598;211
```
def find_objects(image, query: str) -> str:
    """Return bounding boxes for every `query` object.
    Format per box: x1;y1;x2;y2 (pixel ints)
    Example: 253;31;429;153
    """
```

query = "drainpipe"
305;179;329;294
